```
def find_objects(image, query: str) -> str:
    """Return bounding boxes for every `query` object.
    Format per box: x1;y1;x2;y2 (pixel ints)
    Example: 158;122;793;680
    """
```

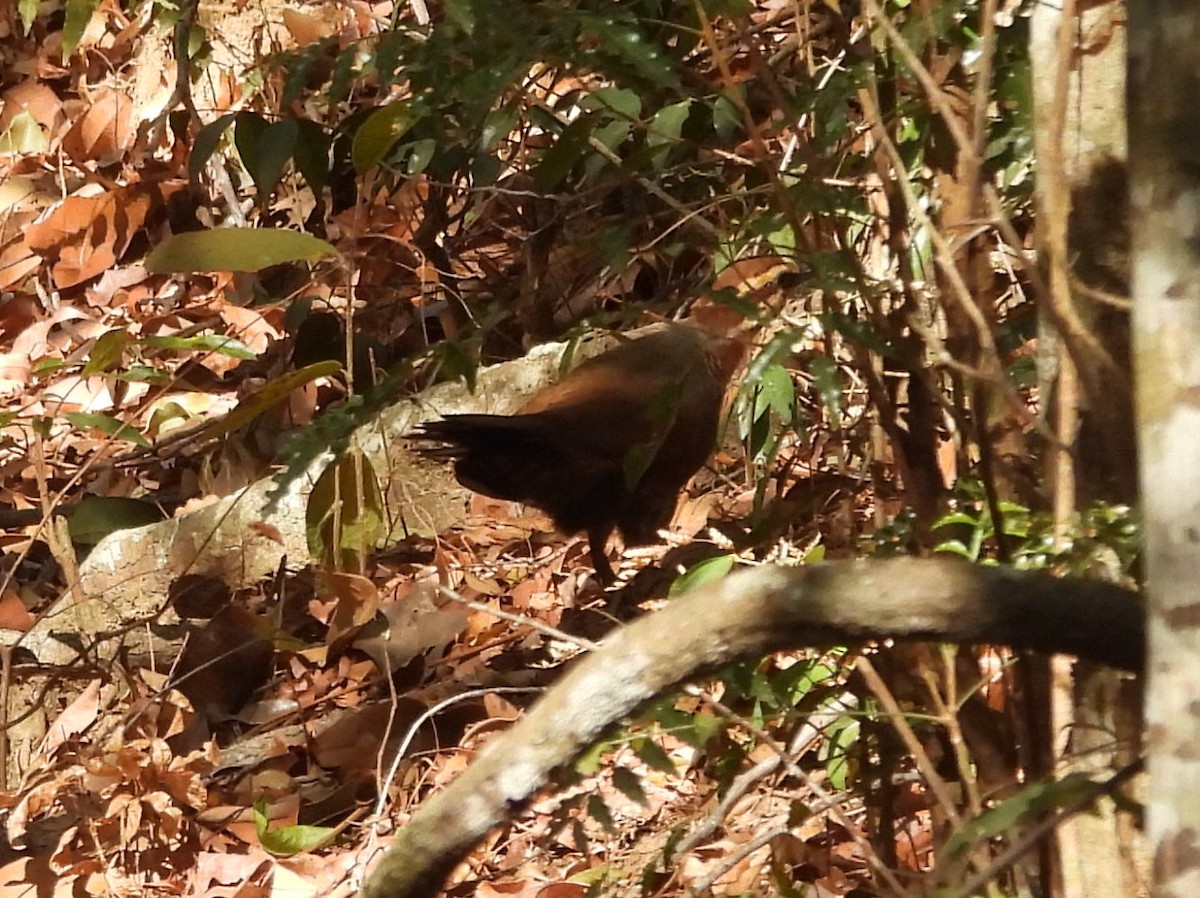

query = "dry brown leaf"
6;765;85;847
220;304;282;355
274;852;360;898
61;88;135;165
248;521;285;543
9;305;86;361
0;210;41;290
673;491;719;537
190;849;273;894
25;195;119;287
482;692;522;722
281;8;334;46
0;79;62;135
0;585;34;631
0;855;66;897
353;585;468;673
477;880;541;897
535;884;588;898
36;679;102;762
41;375;129;414
173;606;274;722
0;289;40;342
320;571;381;645
85;261;151;308
269;864;319;898
25;181;186;289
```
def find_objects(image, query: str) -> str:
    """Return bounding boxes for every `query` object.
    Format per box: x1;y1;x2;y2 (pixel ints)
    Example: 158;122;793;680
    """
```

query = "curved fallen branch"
359;557;1142;898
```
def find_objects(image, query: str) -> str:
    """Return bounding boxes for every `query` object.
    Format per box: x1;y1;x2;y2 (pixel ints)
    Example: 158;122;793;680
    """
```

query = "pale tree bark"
1128;2;1200;896
1029;2;1143;895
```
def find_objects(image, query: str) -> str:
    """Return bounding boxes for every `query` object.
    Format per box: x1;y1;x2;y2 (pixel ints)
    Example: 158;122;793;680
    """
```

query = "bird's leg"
587;528;616;586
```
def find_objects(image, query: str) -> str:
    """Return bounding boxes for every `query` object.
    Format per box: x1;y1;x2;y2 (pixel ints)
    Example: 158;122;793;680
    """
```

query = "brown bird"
411;323;744;583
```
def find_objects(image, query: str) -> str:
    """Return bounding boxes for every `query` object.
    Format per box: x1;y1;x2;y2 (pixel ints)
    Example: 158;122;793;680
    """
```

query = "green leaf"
933;540;975;559
712;93;740;140
66;495;163;544
144;228;336;273
209;361;343;436
189;113;237;180
114;365;172;385
62;0;96;59
669;554;736;597
703;0;753;14
819;717;860;790
147;401;195;436
819;311;896;357
433;340;480;393
944;774;1098;858
293;120;331;191
353;103;419;173
646;100;691;169
82;329;129;376
328;43;359;104
582;87;642;120
233;112;269;182
934;512;982;528
582;14;678;89
18;0;37;33
253;797;336;857
141;332;257;360
444;0;477;35
754;363;795;422
306;449;386;572
648;101;691;148
534;115;594;191
689;711;722;747
783;660;840;706
0;111;47;155
405;138;438;176
64;413;151;449
32;358;66;376
809;355;842;419
575;740;607;777
480;105;519;152
567;866;612;886
586;120;631;179
249;118;300;196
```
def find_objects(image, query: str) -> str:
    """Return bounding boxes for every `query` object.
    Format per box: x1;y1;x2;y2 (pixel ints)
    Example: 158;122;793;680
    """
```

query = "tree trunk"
1128;1;1200;895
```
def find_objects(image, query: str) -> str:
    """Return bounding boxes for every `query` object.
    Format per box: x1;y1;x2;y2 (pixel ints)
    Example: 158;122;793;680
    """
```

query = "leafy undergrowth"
0;471;919;898
0;0;1091;891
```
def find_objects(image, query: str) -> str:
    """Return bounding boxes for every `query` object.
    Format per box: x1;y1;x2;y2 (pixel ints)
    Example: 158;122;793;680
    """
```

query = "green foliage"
731;328;804;470
253;797;336;856
140;332;258;358
242;0;777;219
932;482;1032;565
305;449;386;572
0;111;46;154
817;714;860;790
64;412;151;449
943;773;1100;858
61;0;97;57
932;480;1140;577
144;228;336;274
668;553;737;596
